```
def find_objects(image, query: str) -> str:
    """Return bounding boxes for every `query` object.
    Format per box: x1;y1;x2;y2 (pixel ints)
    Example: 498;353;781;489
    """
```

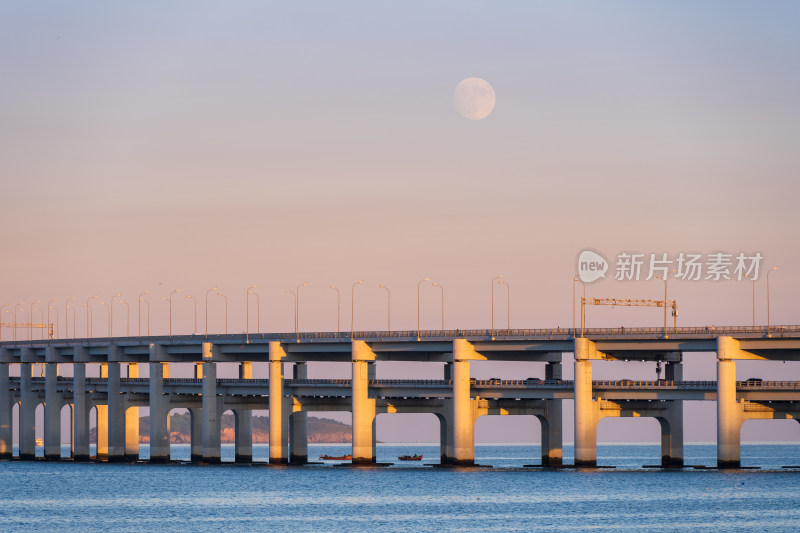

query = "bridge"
1;326;799;468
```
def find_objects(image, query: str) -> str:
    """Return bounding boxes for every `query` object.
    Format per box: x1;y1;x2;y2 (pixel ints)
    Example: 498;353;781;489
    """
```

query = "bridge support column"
96;363;109;460
19;356;36;460
107;359;126;462
717;337;742;468
451;339;476;466
352;340;376;465
73;356;90;461
125;363;139;461
438;413;449;464
269;342;289;464
235;362;253;463
0;356;11;460
190;408;202;462
202;349;221;464
574;338;598;467
290;362;308;464
44;358;61;461
542;361;563;466
661;360;684;467
149;353;170;463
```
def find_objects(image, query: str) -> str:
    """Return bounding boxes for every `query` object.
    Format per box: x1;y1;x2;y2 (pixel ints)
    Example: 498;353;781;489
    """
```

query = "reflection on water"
2;444;800;532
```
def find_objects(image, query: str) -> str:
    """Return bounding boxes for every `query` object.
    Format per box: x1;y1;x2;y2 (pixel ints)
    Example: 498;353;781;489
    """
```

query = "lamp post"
47;299;58;338
654;272;676;339
2;307;12;341
431;283;444;331
378;284;391;332
417;277;430;341
330;285;341;337
138;292;151;336
491;275;502;339
32;306;43;340
65;297;76;339
217;292;228;334
246;284;258;341
14;302;26;342
186;294;198;334
284;289;297;339
204;287;218;335
166;289;182;336
29;300;40;340
498;280;510;334
47;302;58;339
119;300;130;336
109;293;121;337
85;296;98;338
0;303;8;341
744;273;755;327
297;282;308;337
351;280;363;338
767;265;778;336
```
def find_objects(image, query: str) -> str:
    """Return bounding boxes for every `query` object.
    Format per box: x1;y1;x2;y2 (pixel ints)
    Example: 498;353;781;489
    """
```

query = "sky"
2;1;800;444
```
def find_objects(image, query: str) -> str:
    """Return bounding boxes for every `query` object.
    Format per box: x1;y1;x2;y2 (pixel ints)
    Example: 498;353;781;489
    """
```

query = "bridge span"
1;326;800;468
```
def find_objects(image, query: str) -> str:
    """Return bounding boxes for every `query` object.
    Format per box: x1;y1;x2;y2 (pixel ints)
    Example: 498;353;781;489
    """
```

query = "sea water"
1;444;799;532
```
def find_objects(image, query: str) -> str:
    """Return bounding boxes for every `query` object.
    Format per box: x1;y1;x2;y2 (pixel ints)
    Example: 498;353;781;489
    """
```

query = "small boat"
319;454;352;461
398;454;423;461
35;438;44;447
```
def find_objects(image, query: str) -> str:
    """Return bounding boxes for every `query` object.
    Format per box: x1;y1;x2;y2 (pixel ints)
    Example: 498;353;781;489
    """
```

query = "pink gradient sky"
2;2;799;443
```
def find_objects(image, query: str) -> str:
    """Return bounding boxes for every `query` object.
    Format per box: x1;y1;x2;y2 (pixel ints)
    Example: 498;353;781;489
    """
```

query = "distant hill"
90;413;352;444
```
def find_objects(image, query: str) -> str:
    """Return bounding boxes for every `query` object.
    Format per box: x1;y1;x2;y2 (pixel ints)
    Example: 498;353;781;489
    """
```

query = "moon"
454;77;496;120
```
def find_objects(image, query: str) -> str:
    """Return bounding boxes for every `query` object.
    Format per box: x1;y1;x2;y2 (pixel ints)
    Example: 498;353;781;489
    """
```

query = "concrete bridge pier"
449;339;478;466
73;353;90;461
717;337;742;468
125;363;140;461
574;338;598;467
440;363;452;463
202;350;221;464
661;360;684;467
149;349;171;463
44;356;61;460
269;342;289;464
107;358;127;462
96;363;109;460
235;362;254;463
19;353;36;460
352;340;376;465
542;361;563;466
0;355;11;460
289;362;308;464
190;408;203;462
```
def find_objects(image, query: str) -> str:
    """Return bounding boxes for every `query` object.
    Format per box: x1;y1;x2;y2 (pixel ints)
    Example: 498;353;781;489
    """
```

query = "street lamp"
351;280;364;338
498;280;510;334
2;307;12;342
431;283;444;331
109;293;122;337
572;277;585;338
32;306;43;341
744;273;755;327
85;296;98;338
186;294;198;334
767;265;778;336
14;302;26;342
417;277;430;341
65;297;76;339
217;292;228;334
378;284;391;332
491;275;502;339
29;300;40;340
166;289;182;336
284;289;297;339
138;292;151;336
246;285;259;341
0;303;9;341
47;299;58;338
330;285;341;337
204;287;218;335
99;301;110;337
47;302;58;339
